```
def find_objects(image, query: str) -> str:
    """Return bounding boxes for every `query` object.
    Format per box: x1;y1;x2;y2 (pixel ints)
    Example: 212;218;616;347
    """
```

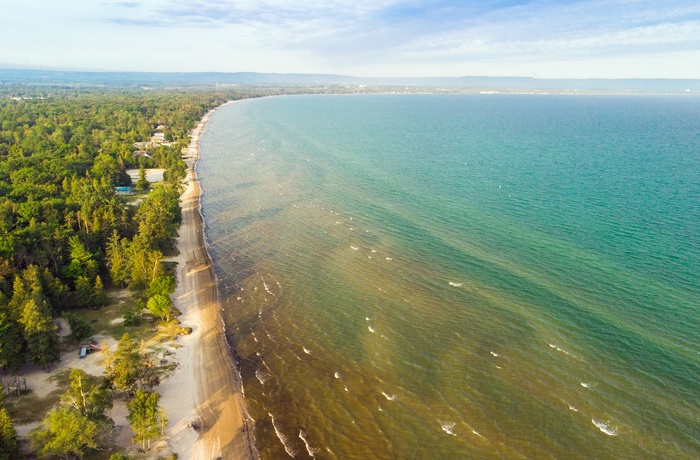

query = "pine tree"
127;235;163;291
106;231;129;288
19;297;60;367
93;275;107;307
105;333;140;393
0;312;26;372
75;276;94;308
136;163;149;191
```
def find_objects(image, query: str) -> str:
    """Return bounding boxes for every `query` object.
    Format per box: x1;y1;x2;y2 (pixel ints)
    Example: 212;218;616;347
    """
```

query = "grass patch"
63;289;155;343
5;390;60;425
4;370;72;425
48;368;72;387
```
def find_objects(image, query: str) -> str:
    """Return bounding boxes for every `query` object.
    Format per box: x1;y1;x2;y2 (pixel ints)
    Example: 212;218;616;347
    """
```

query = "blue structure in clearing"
115;186;132;195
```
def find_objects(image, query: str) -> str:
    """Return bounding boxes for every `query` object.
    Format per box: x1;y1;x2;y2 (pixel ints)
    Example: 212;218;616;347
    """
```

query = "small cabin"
115;186;132;195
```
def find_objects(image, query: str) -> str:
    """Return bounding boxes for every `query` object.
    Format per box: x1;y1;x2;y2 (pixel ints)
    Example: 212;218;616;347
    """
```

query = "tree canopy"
127;389;166;451
0;87;244;373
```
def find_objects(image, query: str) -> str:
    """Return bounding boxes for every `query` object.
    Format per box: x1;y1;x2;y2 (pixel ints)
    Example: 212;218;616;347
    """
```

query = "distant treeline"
2;69;699;92
0;86;258;372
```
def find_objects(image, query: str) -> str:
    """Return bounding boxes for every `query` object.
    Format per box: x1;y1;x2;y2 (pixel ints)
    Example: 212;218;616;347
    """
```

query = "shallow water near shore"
197;94;700;459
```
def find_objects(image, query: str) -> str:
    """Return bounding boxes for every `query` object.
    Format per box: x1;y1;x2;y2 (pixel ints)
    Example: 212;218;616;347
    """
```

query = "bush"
64;312;94;341
123;307;142;327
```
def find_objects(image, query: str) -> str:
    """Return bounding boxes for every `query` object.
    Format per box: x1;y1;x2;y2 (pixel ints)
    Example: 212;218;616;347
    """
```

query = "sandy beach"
162;105;256;459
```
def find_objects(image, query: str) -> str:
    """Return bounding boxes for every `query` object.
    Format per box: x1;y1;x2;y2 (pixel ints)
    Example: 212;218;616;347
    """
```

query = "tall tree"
0;311;26;372
126;235;163;291
106;231;129;288
29;406;98;459
60;369;112;421
93;275;106;307
135;163;149;191
146;294;171;322
104;333;140;393
19;297;59;367
127;390;166;451
134;184;181;251
63;236;98;282
0;405;21;460
145;275;174;299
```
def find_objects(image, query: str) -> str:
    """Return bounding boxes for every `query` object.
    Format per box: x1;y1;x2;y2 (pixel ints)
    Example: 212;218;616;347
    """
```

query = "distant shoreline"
2;68;699;95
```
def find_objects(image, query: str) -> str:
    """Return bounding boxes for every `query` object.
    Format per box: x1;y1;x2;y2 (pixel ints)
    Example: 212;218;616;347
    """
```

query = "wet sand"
164;105;256;459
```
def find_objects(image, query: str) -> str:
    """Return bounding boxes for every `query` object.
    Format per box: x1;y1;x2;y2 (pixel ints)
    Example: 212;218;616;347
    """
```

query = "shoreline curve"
164;102;258;459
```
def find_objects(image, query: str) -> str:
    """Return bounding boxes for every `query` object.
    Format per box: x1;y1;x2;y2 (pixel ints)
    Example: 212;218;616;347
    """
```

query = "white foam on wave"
549;343;576;359
263;282;273;295
350;245;359;250
368;326;375;333
334;372;341;379
299;430;320;457
448;282;463;287
303;347;311;354
365;317;371;321
569;405;579;412
581;382;591;388
490;351;499;357
269;413;297;457
441;421;456;436
386;257;392;261
371;249;377;253
382;391;396;401
592;419;618;436
255;369;271;385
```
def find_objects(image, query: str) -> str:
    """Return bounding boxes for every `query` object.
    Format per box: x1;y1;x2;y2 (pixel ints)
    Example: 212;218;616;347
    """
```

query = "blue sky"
1;0;699;78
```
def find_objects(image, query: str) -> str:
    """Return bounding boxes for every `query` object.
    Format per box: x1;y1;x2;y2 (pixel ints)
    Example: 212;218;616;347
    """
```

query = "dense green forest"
0;83;358;457
0;86;250;373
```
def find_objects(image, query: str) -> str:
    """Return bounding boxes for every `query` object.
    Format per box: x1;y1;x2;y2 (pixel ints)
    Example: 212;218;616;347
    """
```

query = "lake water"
197;94;700;459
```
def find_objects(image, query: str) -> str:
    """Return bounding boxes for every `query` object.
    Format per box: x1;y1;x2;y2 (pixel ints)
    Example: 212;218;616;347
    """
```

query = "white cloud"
1;0;699;77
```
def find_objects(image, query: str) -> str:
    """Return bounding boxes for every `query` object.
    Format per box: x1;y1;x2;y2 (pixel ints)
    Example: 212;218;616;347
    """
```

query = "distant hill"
0;68;698;92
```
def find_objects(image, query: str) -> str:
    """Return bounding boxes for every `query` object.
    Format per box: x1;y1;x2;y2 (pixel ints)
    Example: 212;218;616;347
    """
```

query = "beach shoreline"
162;102;257;459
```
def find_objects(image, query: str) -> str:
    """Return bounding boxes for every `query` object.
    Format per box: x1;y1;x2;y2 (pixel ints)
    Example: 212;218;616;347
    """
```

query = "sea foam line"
299;430;320;457
441;421;457;436
255;369;271;385
548;343;579;360
269;413;297;457
592;419;618;436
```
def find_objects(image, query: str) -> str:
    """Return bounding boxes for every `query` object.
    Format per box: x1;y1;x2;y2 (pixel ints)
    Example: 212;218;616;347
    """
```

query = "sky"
1;0;700;78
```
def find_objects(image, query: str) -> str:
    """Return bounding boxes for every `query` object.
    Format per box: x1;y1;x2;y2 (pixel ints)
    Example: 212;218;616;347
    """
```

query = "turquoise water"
197;94;700;459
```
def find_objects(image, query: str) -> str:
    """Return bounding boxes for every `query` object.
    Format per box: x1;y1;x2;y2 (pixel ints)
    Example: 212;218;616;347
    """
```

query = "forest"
0;84;263;458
